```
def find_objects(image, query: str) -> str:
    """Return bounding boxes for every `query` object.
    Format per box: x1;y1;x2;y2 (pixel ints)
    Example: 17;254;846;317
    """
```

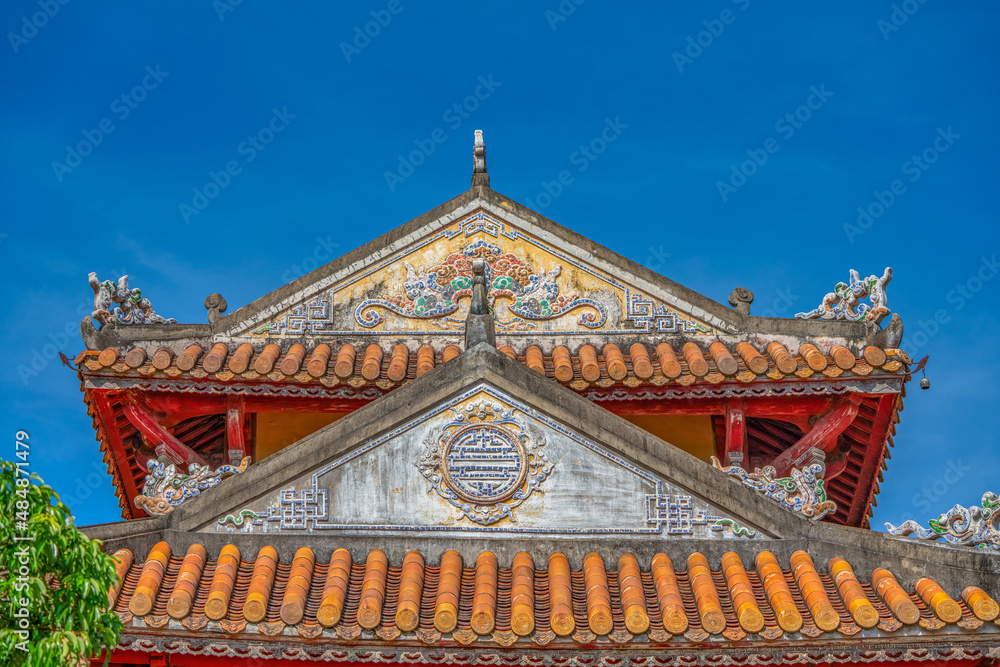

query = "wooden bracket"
121;393;207;468
769;394;862;477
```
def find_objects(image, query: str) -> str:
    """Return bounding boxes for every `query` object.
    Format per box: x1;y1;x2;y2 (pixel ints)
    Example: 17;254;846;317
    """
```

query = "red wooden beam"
226;396;246;465
724;399;747;467
769;394;862;477
121;395;207;467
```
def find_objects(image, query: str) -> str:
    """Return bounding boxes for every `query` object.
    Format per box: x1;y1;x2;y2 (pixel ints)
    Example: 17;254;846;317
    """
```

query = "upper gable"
223;198;736;342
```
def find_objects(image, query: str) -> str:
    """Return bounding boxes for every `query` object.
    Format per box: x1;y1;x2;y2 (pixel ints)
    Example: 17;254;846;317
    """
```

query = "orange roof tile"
77;339;909;391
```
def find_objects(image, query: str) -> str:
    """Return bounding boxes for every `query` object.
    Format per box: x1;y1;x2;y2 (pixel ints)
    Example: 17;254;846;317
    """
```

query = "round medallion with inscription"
441;424;528;504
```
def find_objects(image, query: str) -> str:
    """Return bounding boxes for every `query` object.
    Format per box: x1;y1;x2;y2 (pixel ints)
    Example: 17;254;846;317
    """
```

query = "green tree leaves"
0;461;122;666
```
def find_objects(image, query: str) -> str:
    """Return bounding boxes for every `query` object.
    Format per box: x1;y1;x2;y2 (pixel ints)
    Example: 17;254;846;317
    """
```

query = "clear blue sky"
2;2;997;529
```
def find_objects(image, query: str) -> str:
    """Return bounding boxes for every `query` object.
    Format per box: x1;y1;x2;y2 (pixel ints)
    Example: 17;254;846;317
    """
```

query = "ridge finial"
472;130;490;188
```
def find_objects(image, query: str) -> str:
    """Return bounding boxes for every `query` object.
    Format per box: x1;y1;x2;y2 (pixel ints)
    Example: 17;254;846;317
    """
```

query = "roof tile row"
80;340;908;390
109;543;999;645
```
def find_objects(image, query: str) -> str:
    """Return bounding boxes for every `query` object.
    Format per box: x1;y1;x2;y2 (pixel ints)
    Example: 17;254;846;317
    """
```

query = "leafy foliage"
0;459;122;666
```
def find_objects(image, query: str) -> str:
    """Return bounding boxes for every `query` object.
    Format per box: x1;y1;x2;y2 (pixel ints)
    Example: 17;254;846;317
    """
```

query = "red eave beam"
121;394;207;467
769;394;862;477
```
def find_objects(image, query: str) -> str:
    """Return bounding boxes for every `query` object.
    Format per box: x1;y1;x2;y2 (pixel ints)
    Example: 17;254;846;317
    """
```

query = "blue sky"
1;2;997;529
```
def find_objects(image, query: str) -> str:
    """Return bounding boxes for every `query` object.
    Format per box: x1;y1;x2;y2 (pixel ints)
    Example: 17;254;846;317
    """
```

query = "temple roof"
80;182;902;354
83;345;999;663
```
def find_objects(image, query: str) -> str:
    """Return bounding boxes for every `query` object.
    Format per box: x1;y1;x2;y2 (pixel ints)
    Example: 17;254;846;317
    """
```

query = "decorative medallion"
135;457;251;515
796;267;892;324
89;272;176;328
356;240;606;331
711;456;837;520
416;399;552;524
885;491;999;550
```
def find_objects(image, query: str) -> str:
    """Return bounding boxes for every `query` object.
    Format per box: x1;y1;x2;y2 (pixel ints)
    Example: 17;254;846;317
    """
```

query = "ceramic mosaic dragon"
711;457;838;521
89;272;176;328
355;240;606;330
796;267;891;324
135;457;251;516
885;491;999;550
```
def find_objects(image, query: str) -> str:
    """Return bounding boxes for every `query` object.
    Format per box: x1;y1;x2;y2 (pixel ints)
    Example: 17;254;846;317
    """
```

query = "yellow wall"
621;414;717;462
255;412;347;461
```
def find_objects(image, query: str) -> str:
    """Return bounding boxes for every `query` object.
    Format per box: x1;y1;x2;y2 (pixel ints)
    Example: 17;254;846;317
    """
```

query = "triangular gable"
163;344;809;542
223;191;736;340
200;381;761;538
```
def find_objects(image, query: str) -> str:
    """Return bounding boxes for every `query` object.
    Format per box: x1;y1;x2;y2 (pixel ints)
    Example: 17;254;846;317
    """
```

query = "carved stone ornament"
416;399;552;525
135;457;251;515
796;267;891;324
885;491;999;550
89;272;176;328
728;287;754;316
711;456;837;520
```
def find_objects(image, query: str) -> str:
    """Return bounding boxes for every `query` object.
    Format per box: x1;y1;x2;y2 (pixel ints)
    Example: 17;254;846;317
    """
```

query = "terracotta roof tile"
107;544;998;648
78;340;908;391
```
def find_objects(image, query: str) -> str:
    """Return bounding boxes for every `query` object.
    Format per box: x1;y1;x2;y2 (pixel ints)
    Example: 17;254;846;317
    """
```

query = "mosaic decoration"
356;240;606;331
89;272;176;328
416;398;553;525
135;456;250;516
711;456;837;520
885;491;999;550
645;493;756;537
796;267;892;324
238;211;716;337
